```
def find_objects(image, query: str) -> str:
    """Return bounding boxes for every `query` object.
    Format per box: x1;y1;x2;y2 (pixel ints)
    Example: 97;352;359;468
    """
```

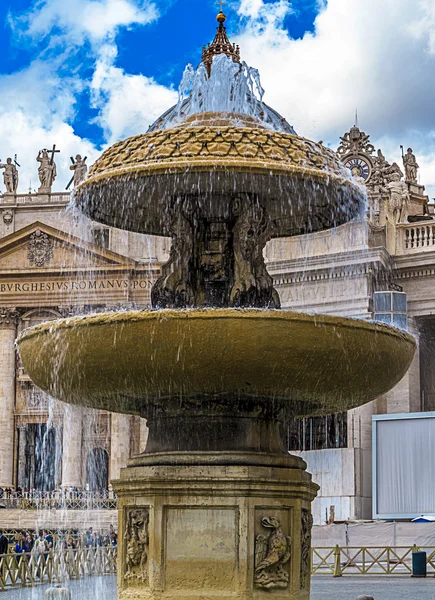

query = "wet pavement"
4;574;435;599
1;576;117;599
311;575;435;599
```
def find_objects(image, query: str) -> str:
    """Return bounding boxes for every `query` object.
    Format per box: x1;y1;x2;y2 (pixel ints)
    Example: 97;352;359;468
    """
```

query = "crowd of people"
85;525;117;548
0;525;118;556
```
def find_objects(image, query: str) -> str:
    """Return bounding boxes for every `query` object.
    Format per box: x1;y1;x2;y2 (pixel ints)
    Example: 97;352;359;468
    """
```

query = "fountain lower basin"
18;308;415;417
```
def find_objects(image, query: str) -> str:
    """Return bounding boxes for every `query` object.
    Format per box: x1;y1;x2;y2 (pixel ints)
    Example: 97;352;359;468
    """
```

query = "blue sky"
0;0;318;147
0;0;435;194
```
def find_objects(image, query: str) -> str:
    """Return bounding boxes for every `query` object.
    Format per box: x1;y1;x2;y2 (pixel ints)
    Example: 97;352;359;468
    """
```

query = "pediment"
0;222;137;270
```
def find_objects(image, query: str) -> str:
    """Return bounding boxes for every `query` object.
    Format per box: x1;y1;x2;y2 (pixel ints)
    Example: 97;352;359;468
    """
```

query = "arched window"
19;309;62;334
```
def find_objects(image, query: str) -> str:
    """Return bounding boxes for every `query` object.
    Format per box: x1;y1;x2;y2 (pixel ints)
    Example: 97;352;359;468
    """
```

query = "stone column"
61;405;83;489
0;309;18;488
54;426;63;490
139;418;149;453
110;413;131;484
17;424;27;490
28;427;36;490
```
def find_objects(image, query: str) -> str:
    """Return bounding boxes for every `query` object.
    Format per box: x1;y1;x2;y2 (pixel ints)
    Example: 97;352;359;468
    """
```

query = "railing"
312;545;435;576
0;547;117;590
0;492;117;511
396;222;435;254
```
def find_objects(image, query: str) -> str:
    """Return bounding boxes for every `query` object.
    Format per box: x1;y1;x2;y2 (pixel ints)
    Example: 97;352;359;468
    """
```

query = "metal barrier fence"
0;547;117;590
3;543;434;590
312;545;435;576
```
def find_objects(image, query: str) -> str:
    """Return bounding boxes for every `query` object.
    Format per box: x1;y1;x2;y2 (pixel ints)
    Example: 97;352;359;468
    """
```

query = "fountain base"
113;459;318;600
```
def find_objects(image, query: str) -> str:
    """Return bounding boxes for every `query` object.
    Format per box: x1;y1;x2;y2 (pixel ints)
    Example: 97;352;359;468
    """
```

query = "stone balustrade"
396;222;435;254
0;192;70;205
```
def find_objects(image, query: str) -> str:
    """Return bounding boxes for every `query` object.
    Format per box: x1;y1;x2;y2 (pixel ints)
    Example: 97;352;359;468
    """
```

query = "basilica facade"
0;126;432;521
0;152;167;492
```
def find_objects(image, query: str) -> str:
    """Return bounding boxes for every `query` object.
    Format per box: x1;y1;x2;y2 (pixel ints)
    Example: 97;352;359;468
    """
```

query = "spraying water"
149;54;296;134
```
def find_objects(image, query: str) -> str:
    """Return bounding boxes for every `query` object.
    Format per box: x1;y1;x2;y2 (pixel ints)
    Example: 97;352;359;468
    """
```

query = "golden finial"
216;0;227;23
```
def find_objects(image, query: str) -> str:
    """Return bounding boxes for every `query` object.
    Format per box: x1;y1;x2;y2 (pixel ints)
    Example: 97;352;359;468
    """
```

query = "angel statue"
0;158;18;194
254;516;291;590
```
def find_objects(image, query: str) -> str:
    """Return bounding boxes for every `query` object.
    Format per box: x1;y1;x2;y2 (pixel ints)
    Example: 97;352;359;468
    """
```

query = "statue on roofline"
402;147;419;183
0;158;18;194
37;149;57;191
387;173;409;224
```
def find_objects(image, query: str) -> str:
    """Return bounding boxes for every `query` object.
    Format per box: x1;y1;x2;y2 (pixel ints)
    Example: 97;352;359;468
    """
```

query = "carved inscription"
300;510;313;589
124;508;149;583
0;278;153;294
254;516;291;590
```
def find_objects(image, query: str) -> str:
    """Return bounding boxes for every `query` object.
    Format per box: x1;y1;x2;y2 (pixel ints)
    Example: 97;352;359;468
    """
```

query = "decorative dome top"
216;11;226;24
148;11;295;135
202;11;240;75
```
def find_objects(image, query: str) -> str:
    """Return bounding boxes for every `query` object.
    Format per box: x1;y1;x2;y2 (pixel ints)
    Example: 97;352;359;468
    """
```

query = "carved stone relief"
151;194;280;309
230;196;280;309
27;387;48;410
337;125;375;158
28;230;54;267
254;516;291;590
151;197;195;308
300;510;313;590
124;508;149;583
3;211;13;225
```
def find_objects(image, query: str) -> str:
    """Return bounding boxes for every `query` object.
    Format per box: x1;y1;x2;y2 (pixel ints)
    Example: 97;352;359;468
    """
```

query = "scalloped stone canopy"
74;112;366;238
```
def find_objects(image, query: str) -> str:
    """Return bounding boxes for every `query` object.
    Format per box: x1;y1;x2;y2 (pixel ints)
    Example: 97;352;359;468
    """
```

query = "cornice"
269;247;393;285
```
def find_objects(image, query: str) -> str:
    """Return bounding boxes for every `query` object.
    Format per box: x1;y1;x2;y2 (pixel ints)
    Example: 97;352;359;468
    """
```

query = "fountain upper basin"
17;309;415;418
74;112;366;238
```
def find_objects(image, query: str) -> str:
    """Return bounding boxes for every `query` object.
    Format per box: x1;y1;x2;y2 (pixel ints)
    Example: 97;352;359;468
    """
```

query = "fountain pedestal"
113;398;318;600
114;459;318;600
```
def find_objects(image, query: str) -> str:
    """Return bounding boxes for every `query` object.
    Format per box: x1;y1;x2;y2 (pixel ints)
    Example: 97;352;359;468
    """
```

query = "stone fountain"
18;12;415;600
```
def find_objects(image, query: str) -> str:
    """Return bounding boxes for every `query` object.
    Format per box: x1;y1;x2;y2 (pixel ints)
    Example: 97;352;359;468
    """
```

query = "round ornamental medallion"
344;156;372;181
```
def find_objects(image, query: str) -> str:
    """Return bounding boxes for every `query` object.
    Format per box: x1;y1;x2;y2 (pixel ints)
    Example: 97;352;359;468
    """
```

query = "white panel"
375;415;435;517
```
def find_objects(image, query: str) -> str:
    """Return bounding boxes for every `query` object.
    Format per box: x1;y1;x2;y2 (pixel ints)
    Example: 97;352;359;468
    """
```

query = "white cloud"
234;0;435;195
0;0;173;192
9;0;159;46
90;44;177;144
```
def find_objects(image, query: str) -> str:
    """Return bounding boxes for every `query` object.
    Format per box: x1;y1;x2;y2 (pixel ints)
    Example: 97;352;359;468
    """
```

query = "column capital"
0;308;19;329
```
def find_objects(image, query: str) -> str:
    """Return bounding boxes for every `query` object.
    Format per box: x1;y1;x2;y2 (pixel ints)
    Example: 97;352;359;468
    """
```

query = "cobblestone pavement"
311;575;435;599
